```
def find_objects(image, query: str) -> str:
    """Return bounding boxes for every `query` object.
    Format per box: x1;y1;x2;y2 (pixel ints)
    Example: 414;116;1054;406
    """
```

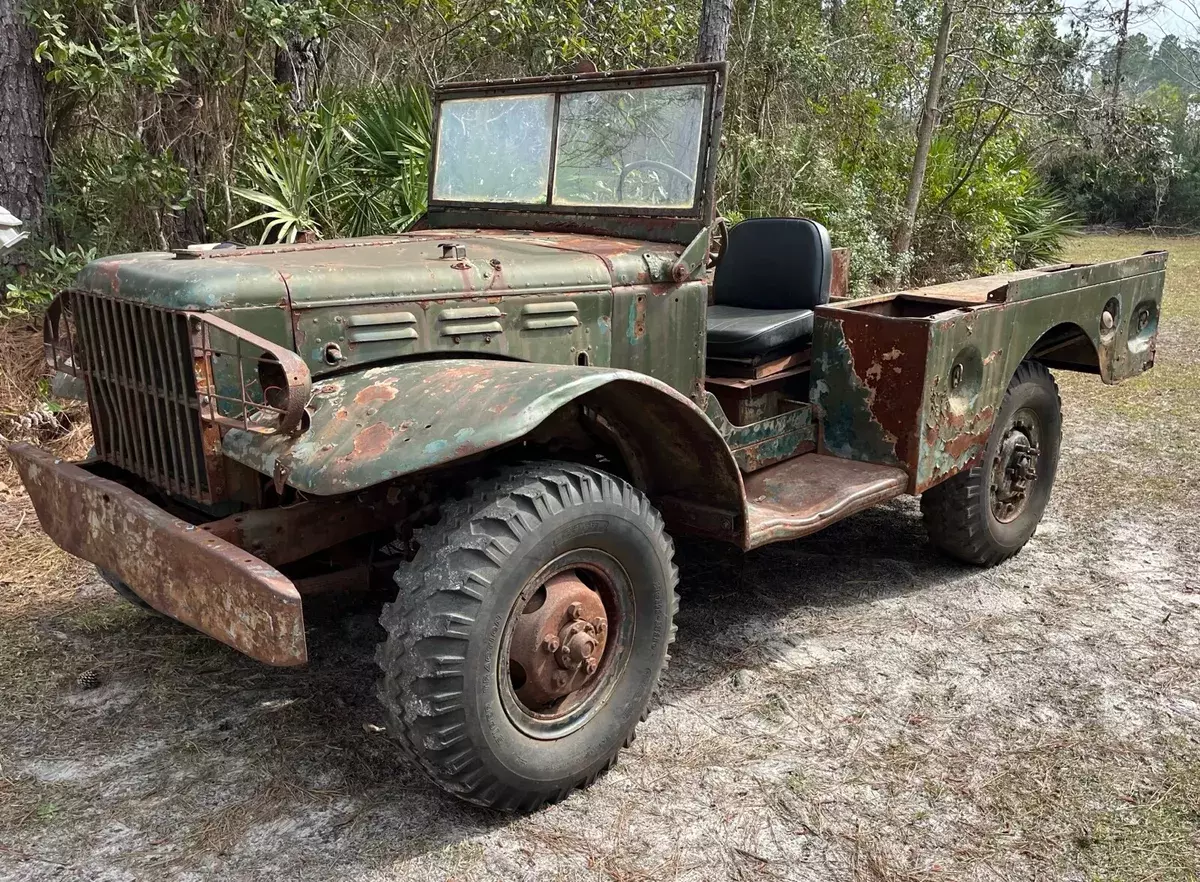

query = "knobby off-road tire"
921;360;1062;566
376;462;679;811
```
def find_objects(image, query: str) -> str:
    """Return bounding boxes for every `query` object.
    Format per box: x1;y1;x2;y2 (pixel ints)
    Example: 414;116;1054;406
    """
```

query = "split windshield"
431;83;707;210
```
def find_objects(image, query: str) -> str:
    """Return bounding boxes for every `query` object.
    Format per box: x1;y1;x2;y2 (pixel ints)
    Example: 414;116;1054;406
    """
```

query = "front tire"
99;568;163;616
922;360;1062;566
376;462;678;811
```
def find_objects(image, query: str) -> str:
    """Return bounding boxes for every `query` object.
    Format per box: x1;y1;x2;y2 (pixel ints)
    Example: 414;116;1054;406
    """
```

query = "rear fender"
221;359;747;541
813;251;1167;493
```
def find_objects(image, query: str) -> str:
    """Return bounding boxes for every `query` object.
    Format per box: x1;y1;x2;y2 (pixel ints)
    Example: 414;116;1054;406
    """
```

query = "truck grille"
65;292;216;501
44;290;312;505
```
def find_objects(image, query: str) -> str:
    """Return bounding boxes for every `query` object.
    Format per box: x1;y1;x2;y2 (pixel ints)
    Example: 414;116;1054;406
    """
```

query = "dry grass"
0;234;1198;881
0;319;91;606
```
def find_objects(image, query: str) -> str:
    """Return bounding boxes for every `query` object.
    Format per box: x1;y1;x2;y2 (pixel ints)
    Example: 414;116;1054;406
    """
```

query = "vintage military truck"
10;63;1164;810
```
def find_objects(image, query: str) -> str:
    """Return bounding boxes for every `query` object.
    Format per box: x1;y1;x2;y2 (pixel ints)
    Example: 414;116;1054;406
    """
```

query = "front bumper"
9;443;307;666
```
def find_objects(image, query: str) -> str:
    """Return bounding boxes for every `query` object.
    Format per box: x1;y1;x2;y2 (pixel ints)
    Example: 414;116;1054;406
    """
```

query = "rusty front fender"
220;360;747;539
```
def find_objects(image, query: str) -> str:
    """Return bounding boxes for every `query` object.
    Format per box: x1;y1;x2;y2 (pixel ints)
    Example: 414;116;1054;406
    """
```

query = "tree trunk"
275;33;325;125
893;0;953;259
696;0;734;63
143;71;209;248
0;0;48;267
1107;0;1132;142
696;0;734;221
828;0;843;32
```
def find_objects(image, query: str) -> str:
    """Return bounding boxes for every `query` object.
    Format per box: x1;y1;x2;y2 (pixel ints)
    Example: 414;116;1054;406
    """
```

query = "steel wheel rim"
990;406;1042;524
498;549;634;740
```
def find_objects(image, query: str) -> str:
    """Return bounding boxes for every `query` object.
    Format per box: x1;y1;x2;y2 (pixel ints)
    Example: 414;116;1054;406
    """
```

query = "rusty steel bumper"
9;443;307;666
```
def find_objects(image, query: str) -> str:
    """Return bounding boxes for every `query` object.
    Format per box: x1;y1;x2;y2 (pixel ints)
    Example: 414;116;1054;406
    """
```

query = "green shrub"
2;244;97;318
232;86;431;243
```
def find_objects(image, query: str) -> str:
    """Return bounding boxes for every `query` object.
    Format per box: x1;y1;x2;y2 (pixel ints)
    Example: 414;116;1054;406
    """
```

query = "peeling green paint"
810;321;901;466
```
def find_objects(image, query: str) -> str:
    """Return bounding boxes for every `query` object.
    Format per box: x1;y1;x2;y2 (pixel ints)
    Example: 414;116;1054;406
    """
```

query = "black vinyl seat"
706;218;833;362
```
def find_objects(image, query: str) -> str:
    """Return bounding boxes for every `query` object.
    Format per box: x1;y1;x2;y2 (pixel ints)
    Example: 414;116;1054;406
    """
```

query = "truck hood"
74;230;680;312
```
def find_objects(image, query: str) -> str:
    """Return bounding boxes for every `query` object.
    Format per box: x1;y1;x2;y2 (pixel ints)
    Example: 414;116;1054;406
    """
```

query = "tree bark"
696;0;734;63
893;0;953;259
143;70;209;248
0;0;48;265
275;33;325;125
1107;0;1132;143
695;0;733;222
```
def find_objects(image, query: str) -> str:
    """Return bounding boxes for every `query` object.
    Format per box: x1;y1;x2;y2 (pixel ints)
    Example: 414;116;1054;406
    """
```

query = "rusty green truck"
9;63;1165;810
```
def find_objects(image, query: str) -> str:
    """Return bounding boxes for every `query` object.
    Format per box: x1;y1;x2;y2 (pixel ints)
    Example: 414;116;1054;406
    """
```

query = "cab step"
743;454;909;550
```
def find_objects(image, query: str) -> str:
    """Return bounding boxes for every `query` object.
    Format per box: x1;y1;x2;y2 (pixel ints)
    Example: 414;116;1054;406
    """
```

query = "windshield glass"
553;84;705;208
431;94;554;204
431;82;708;210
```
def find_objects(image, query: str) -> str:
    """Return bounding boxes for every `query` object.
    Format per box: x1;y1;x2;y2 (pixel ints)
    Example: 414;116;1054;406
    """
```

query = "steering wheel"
707;217;729;269
616;160;696;203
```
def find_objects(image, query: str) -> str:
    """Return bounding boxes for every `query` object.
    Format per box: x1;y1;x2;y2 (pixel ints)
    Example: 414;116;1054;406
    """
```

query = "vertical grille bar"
170;309;207;497
77;295;107;461
72;292;214;502
126;300;169;491
96;297;131;470
147;307;183;497
190;317;226;499
75;295;110;462
110;298;152;480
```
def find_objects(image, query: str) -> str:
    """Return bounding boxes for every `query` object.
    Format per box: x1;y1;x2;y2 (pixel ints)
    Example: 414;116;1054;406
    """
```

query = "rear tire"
921;360;1062;566
376;462;678;811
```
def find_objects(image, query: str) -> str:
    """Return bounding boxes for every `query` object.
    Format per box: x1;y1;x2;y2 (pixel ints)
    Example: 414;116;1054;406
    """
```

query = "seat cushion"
706;304;815;360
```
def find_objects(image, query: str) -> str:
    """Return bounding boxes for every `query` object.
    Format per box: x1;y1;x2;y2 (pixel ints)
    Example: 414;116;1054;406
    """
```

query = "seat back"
712;218;833;310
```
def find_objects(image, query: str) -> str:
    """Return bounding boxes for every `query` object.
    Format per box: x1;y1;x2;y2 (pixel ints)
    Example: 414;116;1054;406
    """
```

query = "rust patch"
741;453;909;550
200;488;410;567
8;443;307;666
920;401;996;487
634;295;647;339
528;232;670;262
939;422;991;460
97;260;122;295
354;382;398;404
507;571;610;707
348;422;395;459
836;310;929;468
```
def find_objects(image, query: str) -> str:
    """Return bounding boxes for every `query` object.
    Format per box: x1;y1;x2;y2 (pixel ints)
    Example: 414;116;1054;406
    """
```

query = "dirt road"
2;234;1197;881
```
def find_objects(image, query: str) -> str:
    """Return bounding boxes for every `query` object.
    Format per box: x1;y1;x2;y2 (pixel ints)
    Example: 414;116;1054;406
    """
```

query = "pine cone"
76;670;101;690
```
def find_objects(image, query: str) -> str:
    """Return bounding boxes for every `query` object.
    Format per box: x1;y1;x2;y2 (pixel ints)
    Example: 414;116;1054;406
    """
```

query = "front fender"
221;360;744;522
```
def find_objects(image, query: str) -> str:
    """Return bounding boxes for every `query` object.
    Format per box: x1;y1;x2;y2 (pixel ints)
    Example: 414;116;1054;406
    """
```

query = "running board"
743;454;909;550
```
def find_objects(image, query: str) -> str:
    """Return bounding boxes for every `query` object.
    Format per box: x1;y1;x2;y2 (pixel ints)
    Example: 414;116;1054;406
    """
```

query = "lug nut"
593;617;606;633
585;658;598;675
567;602;583;620
542;635;560;653
553;670;568;688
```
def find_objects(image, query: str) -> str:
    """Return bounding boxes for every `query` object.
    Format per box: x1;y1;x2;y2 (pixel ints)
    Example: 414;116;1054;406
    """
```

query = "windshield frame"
428;64;723;224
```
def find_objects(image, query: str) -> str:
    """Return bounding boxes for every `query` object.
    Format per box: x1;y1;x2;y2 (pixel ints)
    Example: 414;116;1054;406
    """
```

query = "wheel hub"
991;418;1040;523
509;572;609;709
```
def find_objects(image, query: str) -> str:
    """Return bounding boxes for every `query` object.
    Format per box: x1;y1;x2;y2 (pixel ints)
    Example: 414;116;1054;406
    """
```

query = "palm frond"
230;85;432;243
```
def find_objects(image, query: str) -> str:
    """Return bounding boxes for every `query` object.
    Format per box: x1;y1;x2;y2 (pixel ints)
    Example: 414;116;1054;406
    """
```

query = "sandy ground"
1;233;1198;881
